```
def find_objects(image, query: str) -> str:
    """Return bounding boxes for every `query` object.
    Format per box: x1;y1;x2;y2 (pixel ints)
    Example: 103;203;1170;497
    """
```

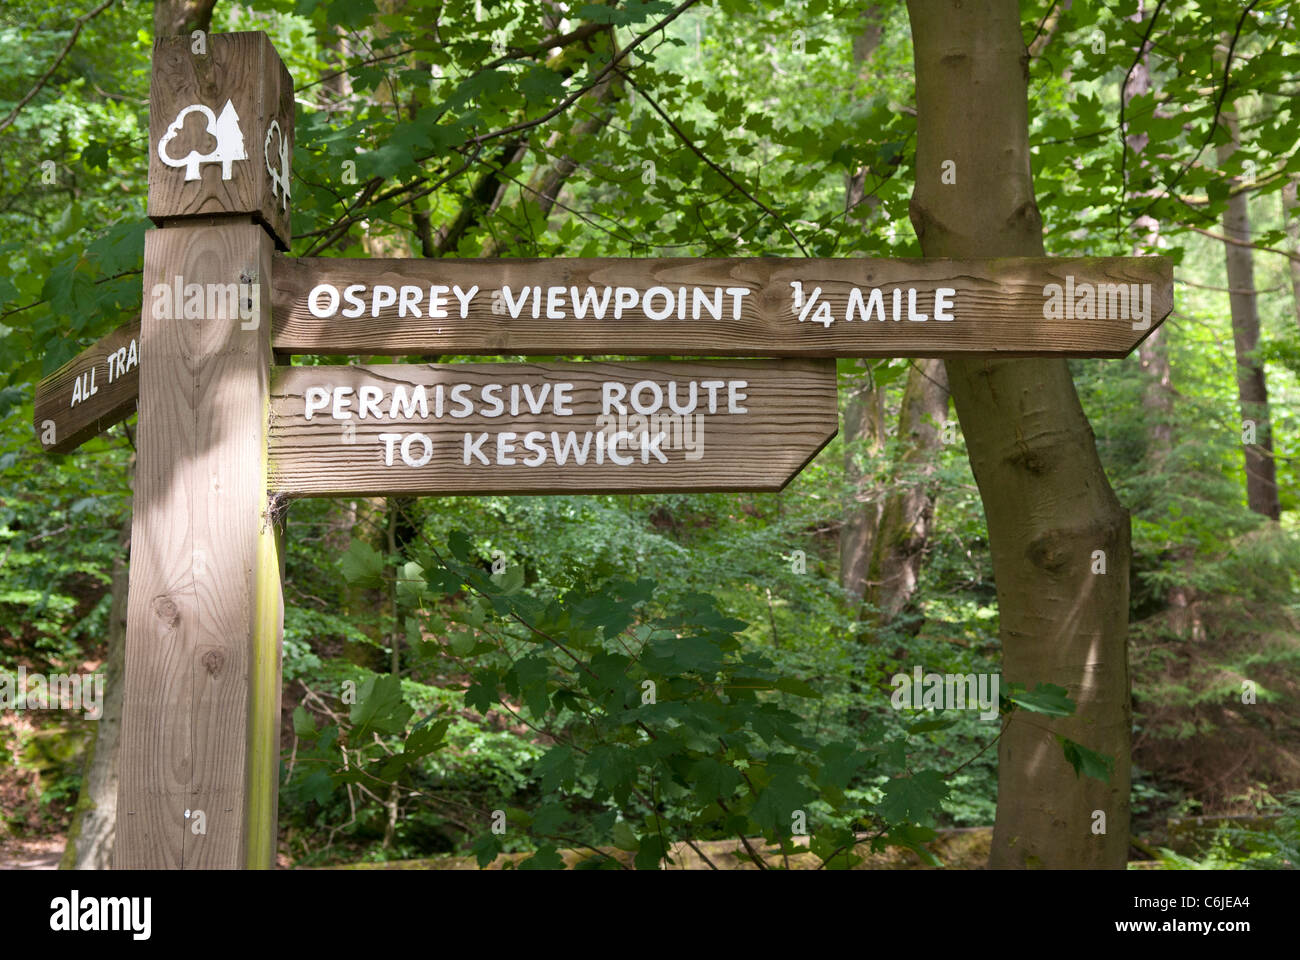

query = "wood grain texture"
148;32;294;249
116;224;282;869
33;319;140;454
270;256;1172;358
269;359;838;496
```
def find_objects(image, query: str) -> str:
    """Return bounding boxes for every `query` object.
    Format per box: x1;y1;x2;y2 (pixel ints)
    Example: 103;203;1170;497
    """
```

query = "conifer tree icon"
213;101;247;179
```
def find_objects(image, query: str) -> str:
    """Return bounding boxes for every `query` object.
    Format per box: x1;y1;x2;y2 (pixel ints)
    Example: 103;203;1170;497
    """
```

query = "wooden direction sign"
33;320;141;454
32;255;1173;454
271;255;1172;358
26;29;1181;871
268;359;838;496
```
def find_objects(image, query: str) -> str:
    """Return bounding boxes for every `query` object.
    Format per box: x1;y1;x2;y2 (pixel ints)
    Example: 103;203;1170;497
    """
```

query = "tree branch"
0;0;117;134
1126;0;1262;231
1183;224;1300;263
614;67;810;257
468;0;701;149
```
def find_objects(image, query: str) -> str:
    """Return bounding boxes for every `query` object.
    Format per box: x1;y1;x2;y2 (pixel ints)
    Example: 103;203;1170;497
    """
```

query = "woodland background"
0;0;1298;869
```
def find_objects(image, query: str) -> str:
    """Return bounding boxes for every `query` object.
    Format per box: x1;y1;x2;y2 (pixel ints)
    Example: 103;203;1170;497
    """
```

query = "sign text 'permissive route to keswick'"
268;359;838;496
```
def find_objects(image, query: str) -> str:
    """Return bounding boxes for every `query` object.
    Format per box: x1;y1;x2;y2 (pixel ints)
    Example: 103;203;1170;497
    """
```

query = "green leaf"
403;718;451;759
292;705;318;738
511;655;551;717
531;801;569;835
749;765;813;835
877;770;949;827
396;560;426;606
472;832;502;869
348;673;412;736
464;676;497;714
811;828;861;870
611;820;639;852
80;142;109;171
449;630;476;656
299;770;334;805
490;563;525;595
1005;682;1075;717
340;539;384;588
535;744;577;792
519;66;565;106
518;843;565;870
885;823;942;866
775;676;822;699
816;742;869;790
907;716;958;734
447;530;473;563
689;757;743;804
585;744;637;795
1058;736;1116;783
634;832;670;870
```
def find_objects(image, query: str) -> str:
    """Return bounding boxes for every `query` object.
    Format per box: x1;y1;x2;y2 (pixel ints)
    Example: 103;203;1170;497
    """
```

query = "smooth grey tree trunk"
840;378;885;600
864;359;948;628
1284;178;1300;331
906;0;1132;869
838;4;888;604
1216;110;1281;521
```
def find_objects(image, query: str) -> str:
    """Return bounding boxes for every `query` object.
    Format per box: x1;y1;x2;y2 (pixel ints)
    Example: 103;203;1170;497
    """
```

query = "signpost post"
29;30;1175;869
114;32;292;870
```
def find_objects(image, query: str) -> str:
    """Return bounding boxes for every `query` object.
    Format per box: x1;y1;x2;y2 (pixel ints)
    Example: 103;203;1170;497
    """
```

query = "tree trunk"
864;359;948;627
838;3;889;604
61;459;131;870
1216;110;1281;521
153;0;216;38
906;0;1132;869
844;4;950;630
1126;2;1198;637
839;375;885;599
480;74;622;257
1283;177;1300;332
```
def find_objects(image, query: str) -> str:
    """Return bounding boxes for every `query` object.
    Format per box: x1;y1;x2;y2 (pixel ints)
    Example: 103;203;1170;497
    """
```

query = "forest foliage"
1;0;1298;868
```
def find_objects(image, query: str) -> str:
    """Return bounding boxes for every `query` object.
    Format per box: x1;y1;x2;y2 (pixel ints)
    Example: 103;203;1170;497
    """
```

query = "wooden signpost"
33;319;140;454
269;359;837;495
29;30;1174;869
271;254;1170;358
34;251;1171;455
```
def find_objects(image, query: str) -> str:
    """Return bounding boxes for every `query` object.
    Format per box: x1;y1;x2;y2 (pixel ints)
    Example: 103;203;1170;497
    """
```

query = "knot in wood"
152;596;181;627
202;650;225;676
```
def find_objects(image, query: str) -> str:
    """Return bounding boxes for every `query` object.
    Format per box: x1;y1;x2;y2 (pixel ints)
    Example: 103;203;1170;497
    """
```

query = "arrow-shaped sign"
268;359;838;496
269;256;1172;358
33;320;141;454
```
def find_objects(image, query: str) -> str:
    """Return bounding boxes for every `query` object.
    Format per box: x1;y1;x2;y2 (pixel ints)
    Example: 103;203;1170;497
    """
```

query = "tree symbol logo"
264;119;290;211
157;100;247;181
